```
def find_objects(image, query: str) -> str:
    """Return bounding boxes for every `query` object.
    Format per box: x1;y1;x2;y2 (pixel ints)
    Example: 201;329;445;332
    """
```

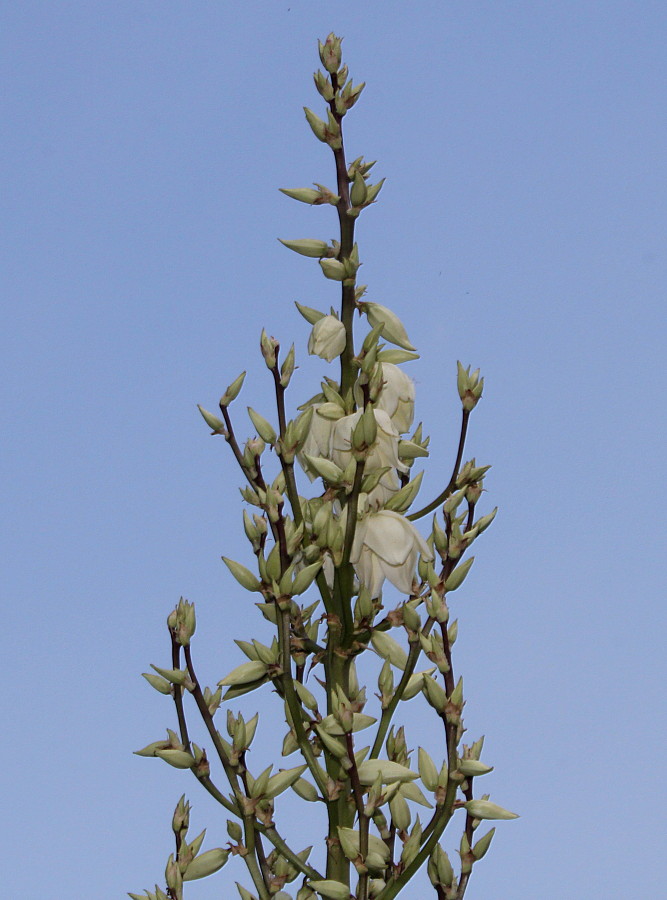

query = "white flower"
330;409;408;503
298;403;341;481
308;315;346;362
375;364;415;434
351;509;433;597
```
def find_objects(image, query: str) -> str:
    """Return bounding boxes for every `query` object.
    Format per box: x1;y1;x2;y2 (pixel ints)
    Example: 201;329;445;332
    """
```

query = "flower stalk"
130;33;515;900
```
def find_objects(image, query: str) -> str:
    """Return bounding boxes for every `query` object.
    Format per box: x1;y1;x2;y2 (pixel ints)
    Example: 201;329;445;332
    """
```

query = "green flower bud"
383;471;424;513
475;507;498;534
280;186;322;204
183;848;229;881
156;749;196;769
303;454;345;484
397;439;429;460
295;301;326;324
227;819;243;842
444;557;474;592
291;561;323;595
218;660;269;687
280;343;296;387
318;32;342;74
319;258;347;281
313;70;334;101
418;747;439;792
259;328;278;369
370;631;408;670
279;237;330;258
165;854;182;894
134;739;170;758
356;759;418;786
292;776;319;802
264;764;309;799
172;795;190;834
303;107;328;142
363;302;416;351
472;827;496;860
197;405;226;435
389;792;411;832
142;672;172;694
422;673;447;712
315;726;348;760
222;556;262;592
350;171;368;207
220;371;246;407
457;759;494;777
307;880;350;900
247;407;277;444
463;799;519;820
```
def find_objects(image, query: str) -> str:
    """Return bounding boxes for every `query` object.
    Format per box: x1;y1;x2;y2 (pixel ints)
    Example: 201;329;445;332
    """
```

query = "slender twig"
370;621;433;759
407;409;470;521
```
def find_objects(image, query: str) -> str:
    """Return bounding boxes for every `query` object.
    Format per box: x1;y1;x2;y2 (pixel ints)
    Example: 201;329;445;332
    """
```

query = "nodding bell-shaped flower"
297;403;341;480
375;363;415;434
308;315;346;362
330;409;408;503
351;509;433;597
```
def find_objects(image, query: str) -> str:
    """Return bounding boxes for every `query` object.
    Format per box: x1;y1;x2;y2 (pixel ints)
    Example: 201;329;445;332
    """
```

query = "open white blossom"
375;363;415;434
308;315;346;362
351;509;433;597
330;408;408;503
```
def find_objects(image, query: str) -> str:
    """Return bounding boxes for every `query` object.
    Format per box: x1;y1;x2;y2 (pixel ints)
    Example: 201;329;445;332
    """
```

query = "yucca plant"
130;33;516;900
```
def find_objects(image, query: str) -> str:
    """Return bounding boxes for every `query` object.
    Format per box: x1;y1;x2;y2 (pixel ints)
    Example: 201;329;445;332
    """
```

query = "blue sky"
2;2;666;898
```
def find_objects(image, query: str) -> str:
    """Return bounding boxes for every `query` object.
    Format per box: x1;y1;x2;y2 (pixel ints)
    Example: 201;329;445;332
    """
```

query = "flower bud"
356;759;418;786
303;107;328;142
247;408;277;444
308;880;351;900
280;186;322;204
165;854;183;895
370;630;408;670
457;759;494;777
472;827;496;860
156;749;196;769
280;344;296;386
260;329;278;368
279;237;330;258
363;302;416;351
463;799;519;820
350;171;368;207
220;371;246;407
222;556;262;592
313;69;334;101
197;405;226;435
319;258;347;281
318;33;342;74
142;672;172;694
444;557;474;592
182;848;229;881
218;660;269;687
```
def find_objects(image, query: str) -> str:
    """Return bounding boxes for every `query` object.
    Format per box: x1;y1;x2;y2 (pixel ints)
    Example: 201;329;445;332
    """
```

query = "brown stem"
408;409;470;521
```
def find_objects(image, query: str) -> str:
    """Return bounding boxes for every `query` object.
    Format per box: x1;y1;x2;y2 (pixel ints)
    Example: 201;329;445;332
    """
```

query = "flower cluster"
133;33;512;900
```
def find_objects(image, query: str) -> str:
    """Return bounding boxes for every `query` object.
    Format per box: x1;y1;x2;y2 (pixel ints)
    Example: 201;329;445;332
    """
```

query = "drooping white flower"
350;509;433;597
375;364;415;434
308;315;346;362
330;409;408;503
298;403;342;481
